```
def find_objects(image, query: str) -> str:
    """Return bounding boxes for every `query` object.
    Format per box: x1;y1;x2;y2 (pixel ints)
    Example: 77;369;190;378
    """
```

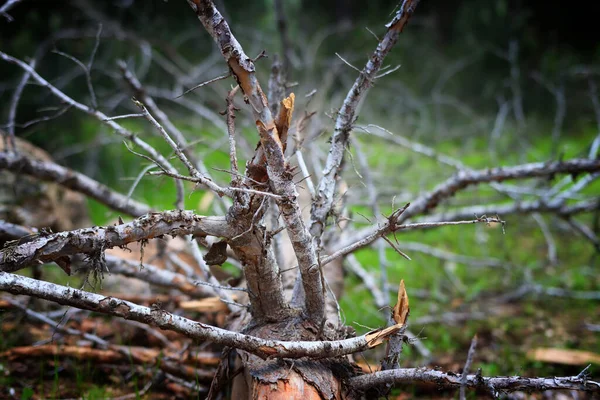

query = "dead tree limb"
0;151;151;217
0;271;406;360
399;159;600;222
348;367;600;394
0;211;231;271
309;0;421;241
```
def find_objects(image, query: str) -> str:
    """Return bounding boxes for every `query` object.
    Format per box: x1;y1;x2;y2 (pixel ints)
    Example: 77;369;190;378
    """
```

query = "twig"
175;72;230;98
460;335;478;400
344;254;387;309
309;0;421;241
52;49;97;109
0;0;25;21
226;85;240;183
0;51;184;208
133;98;229;200
6;57;36;150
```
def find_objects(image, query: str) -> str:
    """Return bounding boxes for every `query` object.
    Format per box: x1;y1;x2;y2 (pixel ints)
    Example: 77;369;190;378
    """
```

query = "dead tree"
1;0;600;398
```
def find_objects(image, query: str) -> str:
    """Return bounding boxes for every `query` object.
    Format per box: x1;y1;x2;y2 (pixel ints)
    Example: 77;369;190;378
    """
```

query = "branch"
0;151;152;217
324;215;501;267
119;61;229;207
187;0;324;323
0;0;24;21
399;159;600;222
132;98;231;197
348;367;600;394
0;50;185;208
105;255;214;298
309;0;420;240
0;271;407;360
0;211;231;271
417;198;600;224
0;220;37;241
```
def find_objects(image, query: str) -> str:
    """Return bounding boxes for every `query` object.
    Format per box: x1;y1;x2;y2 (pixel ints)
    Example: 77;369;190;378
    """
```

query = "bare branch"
459;335;478;400
0;0;25;21
0;271;409;360
0;151;151;217
5;57;36;149
132;98;231;197
309;0;421;240
323;215;501;267
0;51;185;207
417;198;600;224
349;367;600;394
399;159;600;223
0;220;37;241
105;255;214;298
344;254;387;309
0;211;231;271
225;85;240;183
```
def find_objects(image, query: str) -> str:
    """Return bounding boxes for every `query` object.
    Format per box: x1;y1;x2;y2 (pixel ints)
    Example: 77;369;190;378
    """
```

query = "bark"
348;368;600;394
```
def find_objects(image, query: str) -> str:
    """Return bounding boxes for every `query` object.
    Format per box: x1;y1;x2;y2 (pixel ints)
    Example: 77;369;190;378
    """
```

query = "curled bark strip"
275;93;295;154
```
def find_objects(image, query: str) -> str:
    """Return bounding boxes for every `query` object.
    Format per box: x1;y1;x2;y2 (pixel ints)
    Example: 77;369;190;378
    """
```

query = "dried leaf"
392;279;409;325
55;256;71;275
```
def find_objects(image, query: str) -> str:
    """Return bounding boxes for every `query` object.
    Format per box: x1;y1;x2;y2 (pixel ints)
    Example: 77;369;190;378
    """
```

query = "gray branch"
0;211;231;271
0;271;404;360
0;151;151;217
348;367;600;394
400;159;600;223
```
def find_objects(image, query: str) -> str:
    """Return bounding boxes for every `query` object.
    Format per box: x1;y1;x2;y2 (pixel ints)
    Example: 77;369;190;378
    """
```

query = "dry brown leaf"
527;348;600;365
392;279;409;325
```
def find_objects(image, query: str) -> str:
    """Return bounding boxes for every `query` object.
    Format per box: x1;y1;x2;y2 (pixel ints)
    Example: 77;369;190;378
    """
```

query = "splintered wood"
365;280;410;348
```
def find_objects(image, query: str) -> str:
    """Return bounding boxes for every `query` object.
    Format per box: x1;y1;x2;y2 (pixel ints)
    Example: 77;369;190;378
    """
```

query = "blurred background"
1;0;599;398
